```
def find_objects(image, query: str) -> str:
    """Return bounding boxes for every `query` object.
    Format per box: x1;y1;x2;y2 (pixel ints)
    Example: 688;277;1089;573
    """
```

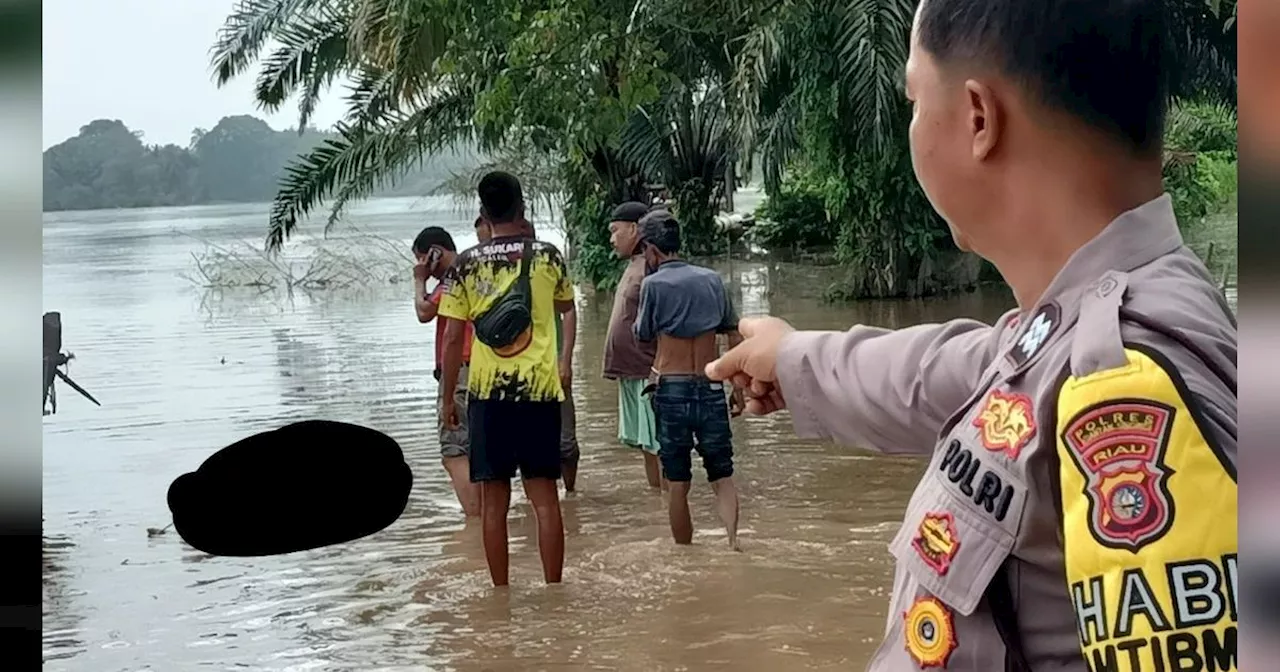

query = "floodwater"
43;196;1029;671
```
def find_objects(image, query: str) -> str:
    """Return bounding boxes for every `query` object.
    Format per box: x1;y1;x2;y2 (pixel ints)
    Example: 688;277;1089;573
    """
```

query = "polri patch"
912;511;961;576
1007;302;1060;367
1060;399;1177;552
903;596;958;668
972;389;1038;460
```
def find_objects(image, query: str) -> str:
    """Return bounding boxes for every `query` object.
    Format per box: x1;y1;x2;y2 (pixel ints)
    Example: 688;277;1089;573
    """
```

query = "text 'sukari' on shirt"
437;236;574;402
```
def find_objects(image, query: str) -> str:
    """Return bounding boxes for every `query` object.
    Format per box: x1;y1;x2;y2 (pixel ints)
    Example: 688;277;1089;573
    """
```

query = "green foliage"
1163;101;1239;225
750;169;836;250
210;0;750;261
42;120;201;210
207;0;1239;296
561;164;626;290
42;116;478;212
829;147;951;298
1166;150;1238;224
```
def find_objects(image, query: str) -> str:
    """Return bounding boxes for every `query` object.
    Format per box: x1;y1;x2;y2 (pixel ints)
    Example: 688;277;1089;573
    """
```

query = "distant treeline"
43;115;481;212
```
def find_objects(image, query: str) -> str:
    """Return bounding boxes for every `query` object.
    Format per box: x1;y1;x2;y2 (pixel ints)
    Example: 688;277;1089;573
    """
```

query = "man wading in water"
604;201;664;489
633;210;746;550
706;0;1237;669
438;172;577;586
412;226;479;517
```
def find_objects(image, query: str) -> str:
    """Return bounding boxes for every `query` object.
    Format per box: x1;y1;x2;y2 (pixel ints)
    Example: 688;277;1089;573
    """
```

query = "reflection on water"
43;198;1021;671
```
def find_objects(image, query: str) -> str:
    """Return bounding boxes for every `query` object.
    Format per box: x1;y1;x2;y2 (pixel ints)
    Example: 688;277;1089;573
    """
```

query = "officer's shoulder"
1063;251;1236;402
1057;255;1237;475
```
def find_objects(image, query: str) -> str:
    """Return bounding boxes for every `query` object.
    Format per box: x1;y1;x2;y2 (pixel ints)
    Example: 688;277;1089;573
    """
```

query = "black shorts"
468;397;563;482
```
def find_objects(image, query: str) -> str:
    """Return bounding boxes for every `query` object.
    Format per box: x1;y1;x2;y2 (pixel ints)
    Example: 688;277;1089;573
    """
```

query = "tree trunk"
723;162;736;212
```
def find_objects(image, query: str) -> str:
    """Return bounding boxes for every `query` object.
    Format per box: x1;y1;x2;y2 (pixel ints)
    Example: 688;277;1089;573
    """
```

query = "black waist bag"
472;239;534;349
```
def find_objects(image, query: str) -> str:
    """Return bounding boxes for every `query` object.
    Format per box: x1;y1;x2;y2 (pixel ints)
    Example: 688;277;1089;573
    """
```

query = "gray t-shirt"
633;260;738;342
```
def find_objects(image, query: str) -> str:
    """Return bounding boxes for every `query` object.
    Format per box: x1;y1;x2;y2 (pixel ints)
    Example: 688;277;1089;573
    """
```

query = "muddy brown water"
43;197;1022;671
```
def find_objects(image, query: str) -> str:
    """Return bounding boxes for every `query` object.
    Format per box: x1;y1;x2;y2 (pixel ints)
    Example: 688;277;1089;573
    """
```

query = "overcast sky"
43;0;348;149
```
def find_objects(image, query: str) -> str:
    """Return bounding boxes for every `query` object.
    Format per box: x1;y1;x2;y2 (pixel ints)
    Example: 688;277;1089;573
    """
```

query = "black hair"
412;226;455;254
638;209;680;255
477;171;524;224
916;0;1170;157
610;201;651;225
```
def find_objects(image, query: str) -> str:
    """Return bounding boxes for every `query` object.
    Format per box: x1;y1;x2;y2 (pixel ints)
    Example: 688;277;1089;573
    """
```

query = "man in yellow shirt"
438;171;577;587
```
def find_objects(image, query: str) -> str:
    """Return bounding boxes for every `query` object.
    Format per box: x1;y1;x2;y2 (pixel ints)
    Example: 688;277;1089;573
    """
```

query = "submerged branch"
176;228;414;292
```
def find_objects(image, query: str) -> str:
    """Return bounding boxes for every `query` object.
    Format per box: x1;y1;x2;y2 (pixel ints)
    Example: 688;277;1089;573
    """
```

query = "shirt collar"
1036;192;1183;306
1000;193;1184;375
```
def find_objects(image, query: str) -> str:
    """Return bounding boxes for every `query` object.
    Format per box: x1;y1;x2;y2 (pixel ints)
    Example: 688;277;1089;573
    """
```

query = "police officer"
706;1;1238;670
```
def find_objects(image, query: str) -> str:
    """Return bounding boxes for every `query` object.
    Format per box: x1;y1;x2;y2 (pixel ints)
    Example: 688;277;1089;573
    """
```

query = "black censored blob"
167;420;412;556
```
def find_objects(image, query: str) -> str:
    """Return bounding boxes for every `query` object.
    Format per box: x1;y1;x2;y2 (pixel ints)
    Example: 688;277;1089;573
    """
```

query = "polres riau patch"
911;511;961;576
903;596;957;668
1060;399;1177;552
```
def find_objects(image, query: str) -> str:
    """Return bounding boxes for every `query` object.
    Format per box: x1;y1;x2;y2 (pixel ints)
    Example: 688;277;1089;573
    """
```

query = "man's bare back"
632;210;744;549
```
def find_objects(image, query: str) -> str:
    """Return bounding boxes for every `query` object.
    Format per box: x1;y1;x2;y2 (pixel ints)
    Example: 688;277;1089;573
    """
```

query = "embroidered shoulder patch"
911;511;960;576
1007;302;1060;367
903;596;957;668
1060;398;1177;552
972;389;1037;460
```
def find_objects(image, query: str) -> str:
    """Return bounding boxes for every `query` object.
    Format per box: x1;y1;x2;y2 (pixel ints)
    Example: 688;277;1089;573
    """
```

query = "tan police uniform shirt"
776;194;1238;671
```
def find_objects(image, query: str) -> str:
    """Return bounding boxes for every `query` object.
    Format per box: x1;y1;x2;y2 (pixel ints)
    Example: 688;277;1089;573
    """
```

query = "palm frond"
252;12;351;127
265;82;477;250
832;0;914;154
429;141;564;221
347;0;451;106
211;0;328;86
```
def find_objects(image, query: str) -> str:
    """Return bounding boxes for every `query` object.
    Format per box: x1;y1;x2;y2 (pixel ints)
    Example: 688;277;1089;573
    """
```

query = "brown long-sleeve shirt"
603;255;658;380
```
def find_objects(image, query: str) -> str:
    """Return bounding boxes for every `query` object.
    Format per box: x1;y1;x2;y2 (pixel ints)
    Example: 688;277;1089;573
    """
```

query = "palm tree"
725;0;1237;297
210;0;475;251
619;83;736;252
212;0;757;257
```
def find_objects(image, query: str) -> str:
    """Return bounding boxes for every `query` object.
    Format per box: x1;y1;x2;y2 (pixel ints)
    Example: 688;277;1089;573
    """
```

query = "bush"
750;170;838;250
1166;150;1238;224
564;189;626;292
1163;101;1238;224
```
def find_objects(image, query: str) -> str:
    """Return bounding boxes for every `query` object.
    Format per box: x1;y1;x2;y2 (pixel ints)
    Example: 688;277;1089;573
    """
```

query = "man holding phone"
412;226;479;517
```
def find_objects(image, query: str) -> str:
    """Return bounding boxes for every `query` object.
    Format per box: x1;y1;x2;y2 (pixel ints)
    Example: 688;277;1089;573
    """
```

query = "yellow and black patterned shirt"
437;236;575;402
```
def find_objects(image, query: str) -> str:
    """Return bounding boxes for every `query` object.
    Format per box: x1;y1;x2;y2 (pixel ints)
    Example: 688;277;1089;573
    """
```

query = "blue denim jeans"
650;375;734;482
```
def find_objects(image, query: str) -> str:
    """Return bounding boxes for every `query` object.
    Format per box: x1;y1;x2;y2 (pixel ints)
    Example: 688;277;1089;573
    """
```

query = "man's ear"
964;79;1002;161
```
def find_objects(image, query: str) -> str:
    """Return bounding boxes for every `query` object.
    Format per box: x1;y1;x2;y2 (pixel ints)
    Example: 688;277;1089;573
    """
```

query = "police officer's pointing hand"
705;316;794;416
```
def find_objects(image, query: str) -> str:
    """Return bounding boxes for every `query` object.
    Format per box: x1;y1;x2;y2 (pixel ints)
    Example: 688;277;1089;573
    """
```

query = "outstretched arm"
777;320;1000;454
706;315;1004;455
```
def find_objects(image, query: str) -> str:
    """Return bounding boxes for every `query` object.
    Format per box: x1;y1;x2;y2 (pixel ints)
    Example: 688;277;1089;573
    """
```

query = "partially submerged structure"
43;312;101;415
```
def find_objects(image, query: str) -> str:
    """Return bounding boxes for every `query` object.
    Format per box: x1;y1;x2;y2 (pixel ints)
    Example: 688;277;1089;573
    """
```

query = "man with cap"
604;201;664;489
634;209;746;550
705;1;1237;669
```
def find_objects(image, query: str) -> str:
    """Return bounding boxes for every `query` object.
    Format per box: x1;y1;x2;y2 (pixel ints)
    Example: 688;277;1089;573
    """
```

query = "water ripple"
43;199;1014;671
